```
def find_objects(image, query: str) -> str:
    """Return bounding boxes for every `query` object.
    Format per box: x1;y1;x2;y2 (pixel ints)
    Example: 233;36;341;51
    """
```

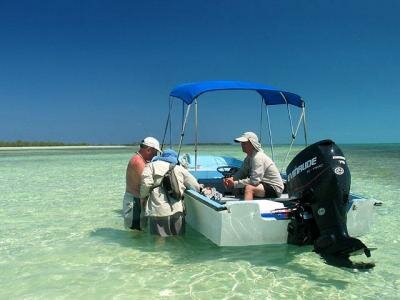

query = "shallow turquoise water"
0;144;399;299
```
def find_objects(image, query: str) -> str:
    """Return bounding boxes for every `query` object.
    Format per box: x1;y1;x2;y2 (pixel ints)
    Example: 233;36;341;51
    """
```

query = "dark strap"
164;164;177;211
149;164;177;212
149;163;176;192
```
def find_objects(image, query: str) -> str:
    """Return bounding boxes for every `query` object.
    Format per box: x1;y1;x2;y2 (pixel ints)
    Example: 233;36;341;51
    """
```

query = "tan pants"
148;212;185;237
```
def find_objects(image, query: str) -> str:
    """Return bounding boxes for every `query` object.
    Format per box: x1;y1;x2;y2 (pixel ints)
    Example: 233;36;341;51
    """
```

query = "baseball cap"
141;137;161;152
234;132;259;143
234;131;261;151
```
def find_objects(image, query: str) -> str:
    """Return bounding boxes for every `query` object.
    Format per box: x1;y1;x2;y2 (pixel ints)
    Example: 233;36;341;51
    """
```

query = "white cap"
234;131;261;151
234;131;259;143
141;137;161;152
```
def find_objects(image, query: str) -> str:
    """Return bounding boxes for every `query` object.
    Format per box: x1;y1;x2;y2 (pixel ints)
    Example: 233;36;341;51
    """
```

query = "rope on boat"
281;92;295;139
281;108;306;171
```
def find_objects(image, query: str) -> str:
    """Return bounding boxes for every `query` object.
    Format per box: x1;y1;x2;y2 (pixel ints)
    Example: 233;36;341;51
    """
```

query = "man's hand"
223;177;235;188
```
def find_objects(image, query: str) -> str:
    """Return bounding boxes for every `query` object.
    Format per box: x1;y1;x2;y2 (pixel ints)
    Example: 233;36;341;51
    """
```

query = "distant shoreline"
0;140;136;149
0;140;233;148
0;141;398;150
0;145;130;150
0;144;233;150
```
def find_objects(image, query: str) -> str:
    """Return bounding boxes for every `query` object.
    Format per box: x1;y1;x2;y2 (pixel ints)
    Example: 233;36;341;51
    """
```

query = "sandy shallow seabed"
0;144;399;299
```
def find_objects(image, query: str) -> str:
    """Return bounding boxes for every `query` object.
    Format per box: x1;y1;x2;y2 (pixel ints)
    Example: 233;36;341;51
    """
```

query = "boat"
162;80;379;267
179;153;376;247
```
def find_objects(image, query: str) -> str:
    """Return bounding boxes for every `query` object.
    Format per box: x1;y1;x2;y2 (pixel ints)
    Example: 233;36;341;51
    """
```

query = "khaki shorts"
123;192;141;230
149;212;185;237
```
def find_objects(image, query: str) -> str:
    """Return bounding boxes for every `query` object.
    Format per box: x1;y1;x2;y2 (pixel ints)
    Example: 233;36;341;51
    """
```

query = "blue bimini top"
170;80;304;108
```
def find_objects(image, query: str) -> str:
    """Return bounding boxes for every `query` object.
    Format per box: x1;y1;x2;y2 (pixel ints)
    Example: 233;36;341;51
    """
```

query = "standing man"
223;132;284;200
123;137;161;230
140;149;201;237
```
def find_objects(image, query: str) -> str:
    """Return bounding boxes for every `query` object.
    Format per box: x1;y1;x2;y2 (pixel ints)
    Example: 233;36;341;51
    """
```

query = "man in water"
140;149;201;236
223;131;284;200
123;137;161;230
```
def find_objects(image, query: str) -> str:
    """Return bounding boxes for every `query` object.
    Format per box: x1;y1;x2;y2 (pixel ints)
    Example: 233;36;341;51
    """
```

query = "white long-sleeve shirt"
140;160;200;217
233;150;284;194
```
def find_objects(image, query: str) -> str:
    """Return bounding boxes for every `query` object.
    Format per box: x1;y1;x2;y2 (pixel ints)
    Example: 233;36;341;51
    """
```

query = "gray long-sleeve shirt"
233;150;284;194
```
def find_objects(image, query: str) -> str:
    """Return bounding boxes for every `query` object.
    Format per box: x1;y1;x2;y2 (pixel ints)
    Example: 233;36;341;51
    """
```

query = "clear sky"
1;0;399;144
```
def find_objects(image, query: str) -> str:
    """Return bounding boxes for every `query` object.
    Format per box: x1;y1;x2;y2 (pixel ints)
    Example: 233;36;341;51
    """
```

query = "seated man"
223;132;284;200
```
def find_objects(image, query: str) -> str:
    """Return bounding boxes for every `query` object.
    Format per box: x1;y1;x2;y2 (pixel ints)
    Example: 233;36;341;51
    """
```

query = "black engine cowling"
286;140;372;266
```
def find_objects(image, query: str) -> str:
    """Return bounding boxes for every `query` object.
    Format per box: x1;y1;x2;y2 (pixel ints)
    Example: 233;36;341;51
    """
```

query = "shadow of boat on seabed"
90;223;375;278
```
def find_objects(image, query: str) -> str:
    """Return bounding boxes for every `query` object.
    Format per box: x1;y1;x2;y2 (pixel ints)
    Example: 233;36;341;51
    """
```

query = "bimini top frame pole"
164;80;306;166
177;103;191;157
265;104;275;161
194;98;198;171
161;97;173;150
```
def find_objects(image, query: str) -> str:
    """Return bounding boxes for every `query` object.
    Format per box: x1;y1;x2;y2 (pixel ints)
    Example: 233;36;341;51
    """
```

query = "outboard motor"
286;140;373;268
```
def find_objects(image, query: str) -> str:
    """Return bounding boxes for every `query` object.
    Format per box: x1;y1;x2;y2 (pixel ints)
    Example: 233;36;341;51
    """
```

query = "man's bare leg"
244;184;265;200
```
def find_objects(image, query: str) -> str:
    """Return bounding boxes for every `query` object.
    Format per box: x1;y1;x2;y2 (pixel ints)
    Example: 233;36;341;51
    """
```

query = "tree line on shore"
0;140;90;147
0;140;233;147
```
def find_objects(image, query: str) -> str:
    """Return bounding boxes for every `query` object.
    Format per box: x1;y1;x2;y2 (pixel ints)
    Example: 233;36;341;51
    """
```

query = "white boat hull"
184;190;376;247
